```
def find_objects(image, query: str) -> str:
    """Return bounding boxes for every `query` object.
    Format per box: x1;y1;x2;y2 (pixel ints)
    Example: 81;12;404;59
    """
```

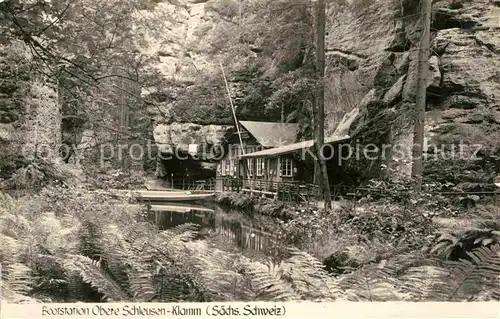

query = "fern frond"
63;255;130;301
339;263;405;301
149;224;200;262
156;271;206;302
246;260;297;301
127;266;156;302
0;234;20;266
429;244;500;301
0;213;31;239
3;262;33;296
170;223;200;236
398;265;450;300
78;221;104;260
283;248;341;300
430;229;499;261
188;242;248;300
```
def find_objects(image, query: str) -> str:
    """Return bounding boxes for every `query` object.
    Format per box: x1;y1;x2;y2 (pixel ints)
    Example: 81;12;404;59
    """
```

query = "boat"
148;202;215;213
129;202;215;213
130;190;215;202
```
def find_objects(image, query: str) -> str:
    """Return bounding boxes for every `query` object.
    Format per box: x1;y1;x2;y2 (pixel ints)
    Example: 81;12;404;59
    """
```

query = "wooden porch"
219;177;321;204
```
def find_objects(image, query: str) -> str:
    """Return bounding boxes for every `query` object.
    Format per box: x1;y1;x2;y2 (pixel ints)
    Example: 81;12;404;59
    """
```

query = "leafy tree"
0;0;170;173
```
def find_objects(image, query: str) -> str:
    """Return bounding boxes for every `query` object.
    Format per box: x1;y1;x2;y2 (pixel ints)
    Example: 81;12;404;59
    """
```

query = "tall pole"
314;0;332;209
220;61;244;154
411;0;432;191
220;61;250;181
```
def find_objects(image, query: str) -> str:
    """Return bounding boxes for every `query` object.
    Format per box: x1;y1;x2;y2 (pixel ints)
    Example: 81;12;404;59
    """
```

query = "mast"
220;61;245;154
220;61;249;181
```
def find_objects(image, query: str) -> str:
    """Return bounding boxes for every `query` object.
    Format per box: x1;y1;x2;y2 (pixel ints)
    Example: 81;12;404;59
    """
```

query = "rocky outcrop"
136;0;237;169
153;123;232;154
0;41;60;180
136;1;212;84
20;81;60;160
334;0;500;189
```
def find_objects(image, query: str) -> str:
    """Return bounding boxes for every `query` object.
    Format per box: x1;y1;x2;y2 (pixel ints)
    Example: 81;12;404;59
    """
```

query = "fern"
431;229;500;261
188;242;249;300
3;186;500;303
128;266;156;302
281;248;340;299
156;272;207;302
398;265;448;300
246;260;297;301
2;263;33;296
429;244;500;301
339;262;405;301
63;255;130;301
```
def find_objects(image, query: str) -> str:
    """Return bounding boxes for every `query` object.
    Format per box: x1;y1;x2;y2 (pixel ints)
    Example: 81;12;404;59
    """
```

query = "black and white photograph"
1;0;499;307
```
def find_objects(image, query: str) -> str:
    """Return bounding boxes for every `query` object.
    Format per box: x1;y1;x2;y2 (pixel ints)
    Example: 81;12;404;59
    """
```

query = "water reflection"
146;202;278;254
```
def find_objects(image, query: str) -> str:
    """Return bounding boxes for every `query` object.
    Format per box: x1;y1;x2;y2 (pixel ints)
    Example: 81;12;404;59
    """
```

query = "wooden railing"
231;178;321;203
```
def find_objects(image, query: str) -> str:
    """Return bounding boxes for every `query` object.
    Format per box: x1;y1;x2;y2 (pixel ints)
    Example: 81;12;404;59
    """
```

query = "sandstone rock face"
153;123;232;154
332;0;500;188
383;75;406;105
136;0;235;167
427;56;441;89
326;0;398;83
0;41;61;180
20;81;61;160
136;1;212;84
424;0;500;189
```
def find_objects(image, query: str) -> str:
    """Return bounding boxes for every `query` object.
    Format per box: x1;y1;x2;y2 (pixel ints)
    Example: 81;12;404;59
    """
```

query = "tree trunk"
119;76;130;172
314;0;332;209
281;103;285;123
411;0;432;191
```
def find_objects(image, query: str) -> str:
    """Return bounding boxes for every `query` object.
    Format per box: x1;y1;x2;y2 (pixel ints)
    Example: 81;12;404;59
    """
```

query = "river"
145;201;281;257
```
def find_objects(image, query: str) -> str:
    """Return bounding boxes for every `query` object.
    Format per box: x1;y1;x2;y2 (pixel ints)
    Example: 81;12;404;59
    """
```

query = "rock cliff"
139;0;499;185
153;123;231;154
136;0;234;162
0;41;60;180
333;0;500;190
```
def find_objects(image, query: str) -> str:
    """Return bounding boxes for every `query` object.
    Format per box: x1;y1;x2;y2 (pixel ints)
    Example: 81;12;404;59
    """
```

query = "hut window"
230;159;236;176
224;160;231;176
221;161;226;176
247;159;254;176
256;158;264;176
280;157;293;177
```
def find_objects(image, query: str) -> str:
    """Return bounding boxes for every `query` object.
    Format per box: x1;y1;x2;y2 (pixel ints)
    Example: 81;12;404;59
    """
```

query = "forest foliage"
1;0;169;173
2;186;500;303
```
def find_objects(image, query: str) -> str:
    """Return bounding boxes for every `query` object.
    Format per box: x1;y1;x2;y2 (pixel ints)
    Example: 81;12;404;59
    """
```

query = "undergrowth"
215;193;290;220
2;187;500;303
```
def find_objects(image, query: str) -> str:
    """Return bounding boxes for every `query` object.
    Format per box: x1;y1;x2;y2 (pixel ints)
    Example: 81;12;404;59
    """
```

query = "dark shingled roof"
239;121;299;148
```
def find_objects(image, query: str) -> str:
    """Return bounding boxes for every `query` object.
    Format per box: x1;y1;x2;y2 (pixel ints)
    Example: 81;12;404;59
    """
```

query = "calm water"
146;201;279;255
